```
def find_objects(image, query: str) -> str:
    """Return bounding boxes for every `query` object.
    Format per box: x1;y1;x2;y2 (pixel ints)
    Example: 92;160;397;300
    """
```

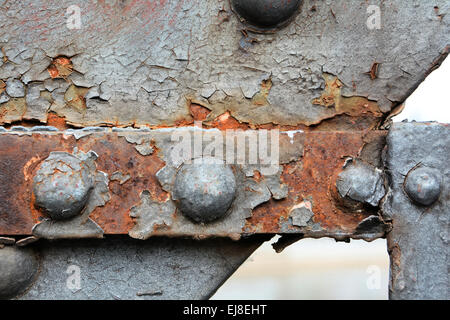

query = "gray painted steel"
383;122;449;300
0;246;39;299
19;236;266;300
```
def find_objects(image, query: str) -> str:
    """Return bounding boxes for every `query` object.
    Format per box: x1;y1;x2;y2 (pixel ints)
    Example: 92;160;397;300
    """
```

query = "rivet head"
173;158;237;223
335;162;385;208
33;152;94;220
231;0;303;31
0;246;39;299
404;167;442;206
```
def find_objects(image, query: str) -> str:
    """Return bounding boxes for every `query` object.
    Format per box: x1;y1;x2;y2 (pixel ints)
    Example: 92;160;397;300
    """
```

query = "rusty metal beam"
0;127;389;241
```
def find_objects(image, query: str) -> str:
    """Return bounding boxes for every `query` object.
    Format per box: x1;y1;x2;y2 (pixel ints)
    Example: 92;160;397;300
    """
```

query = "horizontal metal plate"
0;127;388;240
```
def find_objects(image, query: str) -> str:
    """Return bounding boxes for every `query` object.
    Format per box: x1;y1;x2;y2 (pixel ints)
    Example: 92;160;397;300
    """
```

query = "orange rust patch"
245;131;387;233
78;134;168;234
0;131;387;236
365;62;380;80
48;56;73;79
0;134;76;234
189;103;211;121
253;170;262;182
206;111;250;130
47;112;69;130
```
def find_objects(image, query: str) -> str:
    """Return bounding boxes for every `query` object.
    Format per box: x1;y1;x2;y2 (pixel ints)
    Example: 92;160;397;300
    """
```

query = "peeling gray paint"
0;0;448;127
119;133;155;156
336;161;385;207
129;191;176;240
131;163;273;240
33;151;96;220
0;92;10;104
383;122;449;300
32;149;110;239
110;171;131;185
32;215;104;240
128;127;299;239
290;207;314;227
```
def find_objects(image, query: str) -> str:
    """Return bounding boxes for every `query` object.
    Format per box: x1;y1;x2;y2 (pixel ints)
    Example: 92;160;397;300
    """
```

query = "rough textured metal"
383;122;449;300
132;128;279;239
0;1;448;128
0;246;39;299
32;149;110;239
336;160;385;207
173;158;237;223
231;0;303;31
290;206;314;227
0;128;389;241
33;152;95;220
404;166;442;206
20;236;266;300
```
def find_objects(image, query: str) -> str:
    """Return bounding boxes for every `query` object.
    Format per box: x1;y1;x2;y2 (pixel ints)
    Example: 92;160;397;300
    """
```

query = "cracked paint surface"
0;127;390;241
0;0;448;128
128;128;294;240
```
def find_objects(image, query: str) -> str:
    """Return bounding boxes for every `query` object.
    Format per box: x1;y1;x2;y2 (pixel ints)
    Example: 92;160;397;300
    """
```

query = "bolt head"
231;0;302;30
404;167;442;206
173;158;237;223
33;152;94;220
336;162;385;208
0;246;39;299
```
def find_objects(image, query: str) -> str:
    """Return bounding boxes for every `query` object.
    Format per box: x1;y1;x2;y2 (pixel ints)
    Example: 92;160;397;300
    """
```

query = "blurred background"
212;57;450;300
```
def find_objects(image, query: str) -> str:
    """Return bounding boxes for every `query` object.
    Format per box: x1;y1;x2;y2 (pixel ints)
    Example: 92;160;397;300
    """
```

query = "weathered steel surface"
0;0;447;301
19;236;266;300
0;246;39;299
0;0;448;129
383;122;449;300
0;128;388;240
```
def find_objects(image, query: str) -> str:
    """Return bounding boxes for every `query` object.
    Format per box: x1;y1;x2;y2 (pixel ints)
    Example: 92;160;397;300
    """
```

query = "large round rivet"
173;158;237;223
335;162;385;208
231;0;303;31
33;152;94;220
0;246;39;299
404;167;442;206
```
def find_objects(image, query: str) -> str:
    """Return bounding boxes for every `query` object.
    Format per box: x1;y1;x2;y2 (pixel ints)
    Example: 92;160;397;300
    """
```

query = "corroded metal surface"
383;122;449;300
32;149;109;239
0;127;388;240
0;0;447;301
0;0;448;129
19;236;267;300
0;246;39;299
